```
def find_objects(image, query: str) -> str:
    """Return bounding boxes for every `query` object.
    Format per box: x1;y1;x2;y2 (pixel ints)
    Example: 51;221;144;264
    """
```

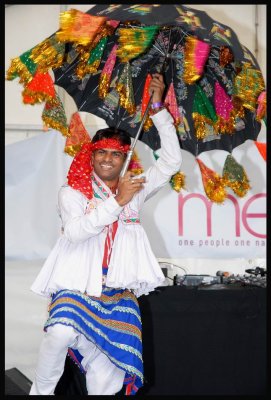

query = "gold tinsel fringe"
73;44;92;79
116;26;158;63
30;38;64;72
143;116;153;131
6;57;33;85
204;176;227;203
170;171;186;193
214;97;245;134
88;22;117;52
83;59;101;75
192;113;217;140
42;116;70;137
75;63;87;80
232;96;245;119
76;59;101;79
223;174;251;197
197;158;227;203
213;115;235;135
183;36;200;84
22;88;57;105
234;62;265;111
74;43;92;62
64;144;83;157
115;83;136;115
98;74;110;99
128;150;144;175
73;19;116;59
130;167;144;175
56;9;106;46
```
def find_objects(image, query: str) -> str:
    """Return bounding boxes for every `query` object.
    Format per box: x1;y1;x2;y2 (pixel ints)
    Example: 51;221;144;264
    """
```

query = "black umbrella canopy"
88;4;245;59
52;4;265;156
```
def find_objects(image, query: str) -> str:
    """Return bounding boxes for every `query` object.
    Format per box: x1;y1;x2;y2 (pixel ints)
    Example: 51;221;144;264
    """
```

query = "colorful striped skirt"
44;269;143;395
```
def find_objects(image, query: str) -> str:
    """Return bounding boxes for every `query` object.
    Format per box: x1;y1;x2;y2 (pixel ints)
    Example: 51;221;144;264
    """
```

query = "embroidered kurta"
31;109;182;298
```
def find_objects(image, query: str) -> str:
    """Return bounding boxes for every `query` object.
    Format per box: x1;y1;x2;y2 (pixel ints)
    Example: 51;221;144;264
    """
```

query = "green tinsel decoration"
117;25;159;63
222;154;250;197
192;85;218;139
6;49;37;84
42;92;69;137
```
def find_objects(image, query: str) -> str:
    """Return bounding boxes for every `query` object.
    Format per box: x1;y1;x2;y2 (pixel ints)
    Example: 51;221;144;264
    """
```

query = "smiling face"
92;148;126;186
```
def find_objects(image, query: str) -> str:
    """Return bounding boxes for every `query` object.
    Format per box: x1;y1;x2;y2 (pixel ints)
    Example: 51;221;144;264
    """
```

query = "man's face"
92;148;126;183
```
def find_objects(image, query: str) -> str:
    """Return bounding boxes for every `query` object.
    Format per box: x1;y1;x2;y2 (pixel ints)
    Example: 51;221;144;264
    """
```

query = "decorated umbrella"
6;5;266;202
50;5;265;153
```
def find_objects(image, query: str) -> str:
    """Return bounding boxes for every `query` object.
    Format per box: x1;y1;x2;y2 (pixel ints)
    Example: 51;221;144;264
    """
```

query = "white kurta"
31;109;182;298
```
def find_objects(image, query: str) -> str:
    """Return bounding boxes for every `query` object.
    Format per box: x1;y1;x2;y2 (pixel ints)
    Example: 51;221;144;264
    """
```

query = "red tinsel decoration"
65;112;91;157
196;158;227;203
22;71;56;104
254;141;266;161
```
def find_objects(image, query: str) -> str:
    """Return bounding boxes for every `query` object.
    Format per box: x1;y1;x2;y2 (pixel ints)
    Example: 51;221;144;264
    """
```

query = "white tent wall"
5;5;266;276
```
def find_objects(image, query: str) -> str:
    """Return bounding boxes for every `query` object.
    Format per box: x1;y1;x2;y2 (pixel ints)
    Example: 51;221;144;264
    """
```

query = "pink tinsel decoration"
101;44;118;77
195;39;210;75
214;81;233;120
128;159;141;169
256;91;266;120
107;19;120;29
164;82;181;125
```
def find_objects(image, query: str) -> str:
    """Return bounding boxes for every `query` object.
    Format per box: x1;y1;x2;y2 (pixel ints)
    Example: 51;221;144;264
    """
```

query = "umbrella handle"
120;61;168;178
120;149;134;178
120;93;154;177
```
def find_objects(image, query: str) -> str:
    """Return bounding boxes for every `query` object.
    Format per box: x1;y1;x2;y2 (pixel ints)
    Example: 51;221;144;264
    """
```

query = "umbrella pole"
120;93;153;177
120;59;168;177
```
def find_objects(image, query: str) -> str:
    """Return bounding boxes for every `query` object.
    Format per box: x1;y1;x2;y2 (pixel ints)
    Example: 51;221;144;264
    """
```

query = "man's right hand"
149;73;165;104
115;171;146;206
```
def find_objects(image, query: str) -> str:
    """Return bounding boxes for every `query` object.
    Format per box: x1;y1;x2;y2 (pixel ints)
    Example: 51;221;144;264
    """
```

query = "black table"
55;285;267;396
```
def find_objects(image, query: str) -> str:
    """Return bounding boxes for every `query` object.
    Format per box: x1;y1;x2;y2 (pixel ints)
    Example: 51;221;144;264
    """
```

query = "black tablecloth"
55;285;267;396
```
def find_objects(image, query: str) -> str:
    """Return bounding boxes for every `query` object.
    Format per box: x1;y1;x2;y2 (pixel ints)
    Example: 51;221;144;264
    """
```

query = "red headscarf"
67;139;130;199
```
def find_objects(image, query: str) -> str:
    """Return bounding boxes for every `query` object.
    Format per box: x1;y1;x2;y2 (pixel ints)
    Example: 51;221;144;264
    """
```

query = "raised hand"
149;73;165;104
115;171;146;206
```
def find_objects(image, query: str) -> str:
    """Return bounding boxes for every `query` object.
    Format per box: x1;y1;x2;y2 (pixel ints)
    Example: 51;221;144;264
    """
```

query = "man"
29;73;182;395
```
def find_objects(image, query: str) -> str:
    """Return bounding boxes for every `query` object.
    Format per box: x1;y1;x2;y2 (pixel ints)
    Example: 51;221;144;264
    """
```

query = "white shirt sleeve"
59;186;124;243
137;108;182;202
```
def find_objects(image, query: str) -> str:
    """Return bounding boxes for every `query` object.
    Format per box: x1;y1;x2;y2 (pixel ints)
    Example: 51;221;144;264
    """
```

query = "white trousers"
29;324;126;395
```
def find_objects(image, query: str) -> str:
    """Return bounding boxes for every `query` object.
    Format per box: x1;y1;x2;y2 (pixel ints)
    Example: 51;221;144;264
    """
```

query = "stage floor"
5;260;49;382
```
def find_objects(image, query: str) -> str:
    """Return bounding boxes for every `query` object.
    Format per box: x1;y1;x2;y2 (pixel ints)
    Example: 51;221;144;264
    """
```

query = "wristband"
149;106;165;116
151;101;163;109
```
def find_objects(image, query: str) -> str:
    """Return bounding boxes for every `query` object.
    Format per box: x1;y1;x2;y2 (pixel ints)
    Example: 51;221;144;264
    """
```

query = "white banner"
5;129;266;261
140;139;266;259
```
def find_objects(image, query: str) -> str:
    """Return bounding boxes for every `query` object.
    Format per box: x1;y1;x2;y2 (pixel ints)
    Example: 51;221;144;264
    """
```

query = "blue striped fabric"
44;270;143;394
